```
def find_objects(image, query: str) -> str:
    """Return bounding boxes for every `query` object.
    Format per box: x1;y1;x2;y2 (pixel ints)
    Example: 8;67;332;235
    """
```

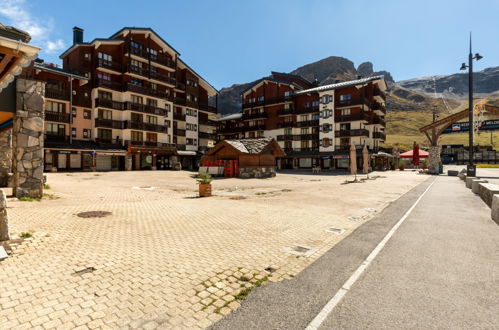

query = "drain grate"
72;266;96;276
77;211;112;218
325;227;346;235
283;244;317;257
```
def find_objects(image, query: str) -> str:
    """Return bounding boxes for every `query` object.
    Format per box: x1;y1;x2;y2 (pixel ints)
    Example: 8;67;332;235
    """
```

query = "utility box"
467;164;476;177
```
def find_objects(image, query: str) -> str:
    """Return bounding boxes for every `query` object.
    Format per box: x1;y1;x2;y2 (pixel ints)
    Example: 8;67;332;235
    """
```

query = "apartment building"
27;27;218;172
217;72;387;170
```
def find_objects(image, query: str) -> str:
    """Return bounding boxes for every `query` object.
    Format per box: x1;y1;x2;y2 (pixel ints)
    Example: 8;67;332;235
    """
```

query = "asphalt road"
210;175;499;330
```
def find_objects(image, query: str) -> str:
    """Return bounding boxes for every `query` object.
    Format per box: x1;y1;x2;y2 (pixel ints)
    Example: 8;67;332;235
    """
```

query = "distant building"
216;72;387;170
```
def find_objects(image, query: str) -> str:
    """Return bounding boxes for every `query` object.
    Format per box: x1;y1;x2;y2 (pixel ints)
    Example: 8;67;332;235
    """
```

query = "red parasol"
412;141;420;166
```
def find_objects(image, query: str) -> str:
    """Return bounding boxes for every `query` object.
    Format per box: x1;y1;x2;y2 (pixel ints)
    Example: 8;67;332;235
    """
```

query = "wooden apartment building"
23;27;218;172
216;72;387;170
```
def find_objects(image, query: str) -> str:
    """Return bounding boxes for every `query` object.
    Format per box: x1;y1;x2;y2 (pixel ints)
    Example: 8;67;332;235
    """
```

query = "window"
186;123;197;131
83;110;92;119
72;107;77;118
131;113;143;123
322;138;332;147
340;94;352;101
321;109;332;118
321;94;333;104
284;128;292;135
98;52;112;64
98;91;112;100
131;41;143;51
148;48;158;60
46;123;65;135
147;98;157;108
130;79;143;86
321;124;332;133
97;72;111;81
341;109;351;116
257;131;264;138
46;101;65;113
186;109;197;117
83;129;91;138
284;90;293;97
98;109;112;120
146;115;158;125
186;138;197;146
46;80;65;92
150;83;157;90
186;79;198;87
131;131;143;142
131;95;143;104
258;96;264;102
71;127;76;137
312;100;320;107
98;129;112;141
300;115;309;122
301;128;309;134
146;132;157;142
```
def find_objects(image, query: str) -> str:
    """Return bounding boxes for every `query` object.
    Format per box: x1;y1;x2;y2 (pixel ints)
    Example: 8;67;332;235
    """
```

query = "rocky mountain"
397;66;499;99
217;56;498;115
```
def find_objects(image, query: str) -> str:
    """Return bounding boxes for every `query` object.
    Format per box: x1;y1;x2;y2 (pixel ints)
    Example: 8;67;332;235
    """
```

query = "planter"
199;183;212;197
399;166;405;171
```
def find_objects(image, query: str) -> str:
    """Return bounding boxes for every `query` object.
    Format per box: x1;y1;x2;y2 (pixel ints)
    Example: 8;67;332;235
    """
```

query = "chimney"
73;26;83;45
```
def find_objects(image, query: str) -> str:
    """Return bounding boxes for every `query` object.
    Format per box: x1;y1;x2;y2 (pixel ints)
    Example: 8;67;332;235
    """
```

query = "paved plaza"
0;170;428;329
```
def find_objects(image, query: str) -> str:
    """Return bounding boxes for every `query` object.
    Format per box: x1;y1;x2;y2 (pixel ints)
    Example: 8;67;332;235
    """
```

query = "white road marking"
305;177;437;330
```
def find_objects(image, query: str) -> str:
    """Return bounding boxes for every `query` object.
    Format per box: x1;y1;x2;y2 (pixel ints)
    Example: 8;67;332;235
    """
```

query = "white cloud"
0;0;66;55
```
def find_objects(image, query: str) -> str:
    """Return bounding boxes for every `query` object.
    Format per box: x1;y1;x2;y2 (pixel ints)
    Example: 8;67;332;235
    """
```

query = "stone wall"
239;167;276;178
12;79;45;198
428;145;442;175
0;189;9;241
0;130;12;187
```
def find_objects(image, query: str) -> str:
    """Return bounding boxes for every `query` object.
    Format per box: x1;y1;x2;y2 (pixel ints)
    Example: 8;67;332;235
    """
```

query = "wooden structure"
419;104;499;146
201;138;285;178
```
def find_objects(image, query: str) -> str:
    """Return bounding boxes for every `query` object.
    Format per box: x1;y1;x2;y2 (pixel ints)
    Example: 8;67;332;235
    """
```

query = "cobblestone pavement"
0;170;428;329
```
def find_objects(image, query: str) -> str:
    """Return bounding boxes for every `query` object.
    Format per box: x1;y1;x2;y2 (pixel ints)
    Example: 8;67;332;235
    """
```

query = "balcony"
277;108;294;116
336;112;369;122
125;83;169;99
198;131;216;139
294;106;320;114
373;131;386;140
44;134;69;142
242;124;266;131
127;44;175;69
287;147;319;154
150;71;176;85
176;144;186;151
199;103;217;113
199;118;216;126
95;119;124;129
373;88;386;100
242;111;268;120
174;97;186;105
242;95;292;108
174;128;186;136
124;120;168;133
45;111;71;123
219;126;242;134
277;135;294;141
372;116;386;126
95;78;122;92
125;140;176;148
335;129;369;138
296;134;319;141
45;88;70;101
336;97;370;108
95;98;124;110
124;102;167;116
372;102;386;114
296;120;319;127
176;81;186;90
97;58;121;72
277;121;294;128
173;113;186;121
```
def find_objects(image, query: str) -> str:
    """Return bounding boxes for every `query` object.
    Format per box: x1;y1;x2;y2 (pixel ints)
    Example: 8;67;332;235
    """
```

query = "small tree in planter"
399;159;406;171
197;173;213;197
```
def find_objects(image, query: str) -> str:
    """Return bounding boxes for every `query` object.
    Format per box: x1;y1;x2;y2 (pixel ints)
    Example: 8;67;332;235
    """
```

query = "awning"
177;150;197;156
400;149;429;158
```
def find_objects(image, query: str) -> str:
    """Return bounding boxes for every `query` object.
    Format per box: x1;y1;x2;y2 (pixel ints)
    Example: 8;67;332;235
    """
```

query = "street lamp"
460;34;483;177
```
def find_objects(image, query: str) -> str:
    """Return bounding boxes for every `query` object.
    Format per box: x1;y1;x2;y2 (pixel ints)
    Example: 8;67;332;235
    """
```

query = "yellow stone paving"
0;170;427;329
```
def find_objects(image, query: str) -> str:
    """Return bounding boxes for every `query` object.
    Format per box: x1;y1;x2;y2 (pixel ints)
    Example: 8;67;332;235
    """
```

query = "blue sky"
1;0;497;89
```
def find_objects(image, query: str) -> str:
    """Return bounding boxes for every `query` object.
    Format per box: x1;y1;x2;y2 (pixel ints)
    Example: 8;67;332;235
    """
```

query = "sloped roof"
296;75;385;95
225;138;274;154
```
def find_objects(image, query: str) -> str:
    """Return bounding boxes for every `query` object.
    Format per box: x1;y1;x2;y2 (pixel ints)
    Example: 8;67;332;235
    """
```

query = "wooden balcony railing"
97;58;121;72
335;129;370;138
173;113;186;121
45;88;70;101
173;128;186;136
44;134;69;142
95;119;124;129
125;140;176;148
373;131;386;140
124;120;168;133
242;124;266;131
95;78;122;91
125;83;169;99
242;112;268;120
277;108;294;116
294;106;320;114
124;102;167;116
95;98;124;110
277;121;294;128
336;97;370;108
242;95;293;108
44;111;71;123
198;131;216;139
336;113;369;122
296;120;319;127
198;103;217;113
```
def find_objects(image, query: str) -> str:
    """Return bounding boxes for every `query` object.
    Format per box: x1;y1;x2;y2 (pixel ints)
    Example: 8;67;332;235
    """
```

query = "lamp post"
460;34;483;177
